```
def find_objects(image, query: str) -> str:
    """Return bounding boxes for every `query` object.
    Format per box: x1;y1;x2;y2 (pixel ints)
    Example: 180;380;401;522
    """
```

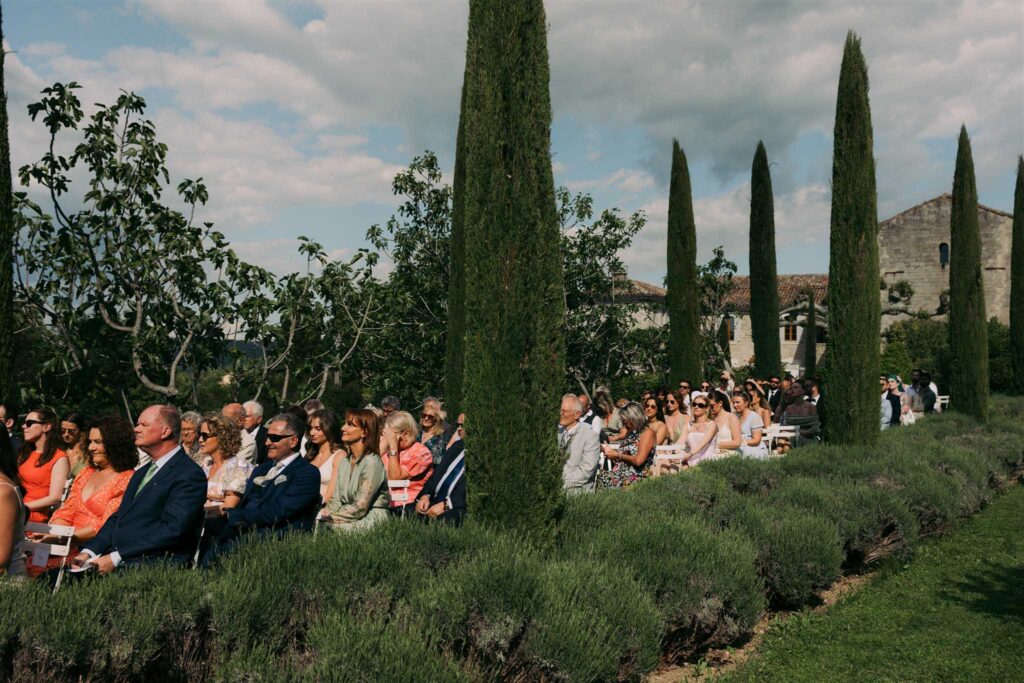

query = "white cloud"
567;168;656;197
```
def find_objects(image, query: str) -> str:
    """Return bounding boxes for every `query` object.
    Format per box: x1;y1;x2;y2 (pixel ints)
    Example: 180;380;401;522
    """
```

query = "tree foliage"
666;139;702;385
802;288;818;377
749;141;781;378
0;7;14;403
1010;156;1024;395
444;84;469;415
460;0;565;541
947;126;988;421
824;32;881;445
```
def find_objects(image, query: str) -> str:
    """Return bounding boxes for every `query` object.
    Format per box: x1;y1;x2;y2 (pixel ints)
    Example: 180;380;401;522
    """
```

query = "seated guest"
746;381;773;429
18;408;70;523
37;417;138;564
642;396;670;445
417;413;467;525
200;415;252;512
418;397;448;466
709;390;741;454
1;403;20;453
664;390;690;444
0;425;27;578
732;391;769;459
558;395;602;494
180;411;204;464
682;396;718;466
60;412;90;479
222;403;257;464
780;384;820;446
381;411;434;515
206;414;320;563
597;402;654;488
324;409;389;531
306;409;343;503
71;405;206;574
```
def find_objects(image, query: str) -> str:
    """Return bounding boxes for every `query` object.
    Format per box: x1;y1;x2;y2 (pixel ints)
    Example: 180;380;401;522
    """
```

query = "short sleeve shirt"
381;442;434;507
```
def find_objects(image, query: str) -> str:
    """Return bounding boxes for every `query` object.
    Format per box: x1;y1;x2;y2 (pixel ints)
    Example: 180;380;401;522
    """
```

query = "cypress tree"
802;288;817;378
717;317;731;368
1010;156;1024;395
666;139;701;385
749;141;781;378
461;0;565;541
824;32;881;445
443;82;468;415
948;126;988;420
0;6;14;401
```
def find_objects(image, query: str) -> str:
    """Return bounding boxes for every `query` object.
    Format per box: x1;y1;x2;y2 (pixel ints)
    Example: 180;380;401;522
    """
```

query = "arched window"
939;242;949;268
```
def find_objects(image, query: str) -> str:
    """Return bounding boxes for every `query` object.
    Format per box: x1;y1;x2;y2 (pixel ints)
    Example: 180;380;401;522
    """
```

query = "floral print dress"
596;430;647;489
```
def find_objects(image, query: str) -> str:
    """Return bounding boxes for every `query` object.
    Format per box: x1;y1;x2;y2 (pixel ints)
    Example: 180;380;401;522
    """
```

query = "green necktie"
135;463;159;494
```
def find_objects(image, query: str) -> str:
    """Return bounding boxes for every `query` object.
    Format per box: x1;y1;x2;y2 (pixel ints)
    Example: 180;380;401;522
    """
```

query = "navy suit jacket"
419;440;466;512
226;454;321;533
83;448;207;563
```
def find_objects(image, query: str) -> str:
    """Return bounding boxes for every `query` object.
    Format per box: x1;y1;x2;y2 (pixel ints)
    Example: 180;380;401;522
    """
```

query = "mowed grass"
724;483;1024;683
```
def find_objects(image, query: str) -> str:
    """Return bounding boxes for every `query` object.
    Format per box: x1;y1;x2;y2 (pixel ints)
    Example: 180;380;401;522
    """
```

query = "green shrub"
557;487;640;550
699;456;784;497
560;513;765;661
712;497;844;608
769;476;918;568
630;469;741;521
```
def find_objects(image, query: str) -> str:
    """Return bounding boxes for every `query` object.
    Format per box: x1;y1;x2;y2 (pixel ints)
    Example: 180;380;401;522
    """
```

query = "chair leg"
53;559;67;594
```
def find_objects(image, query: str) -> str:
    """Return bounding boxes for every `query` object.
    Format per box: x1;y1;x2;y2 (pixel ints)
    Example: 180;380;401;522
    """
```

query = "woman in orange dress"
39;416;138;556
17;408;70;524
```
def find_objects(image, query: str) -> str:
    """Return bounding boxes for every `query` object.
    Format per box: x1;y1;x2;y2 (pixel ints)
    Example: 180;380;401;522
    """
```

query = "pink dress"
686;425;717;466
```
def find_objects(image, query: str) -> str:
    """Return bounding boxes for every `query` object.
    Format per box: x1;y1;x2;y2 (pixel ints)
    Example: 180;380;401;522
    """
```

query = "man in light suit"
558;394;602;494
242;400;268;466
72;405;207;573
202;413;320;566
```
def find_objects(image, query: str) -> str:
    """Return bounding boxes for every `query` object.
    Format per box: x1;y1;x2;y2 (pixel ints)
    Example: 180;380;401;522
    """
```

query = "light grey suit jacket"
560;424;602;493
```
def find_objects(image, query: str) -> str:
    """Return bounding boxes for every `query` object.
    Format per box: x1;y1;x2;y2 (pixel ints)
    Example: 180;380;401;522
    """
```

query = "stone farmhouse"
615;193;1013;377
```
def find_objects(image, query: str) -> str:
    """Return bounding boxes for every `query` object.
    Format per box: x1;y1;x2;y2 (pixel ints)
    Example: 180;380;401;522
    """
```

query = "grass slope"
725;484;1024;682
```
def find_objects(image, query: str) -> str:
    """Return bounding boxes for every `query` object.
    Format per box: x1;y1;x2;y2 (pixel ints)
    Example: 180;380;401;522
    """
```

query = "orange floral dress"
18;449;69;523
50;466;133;535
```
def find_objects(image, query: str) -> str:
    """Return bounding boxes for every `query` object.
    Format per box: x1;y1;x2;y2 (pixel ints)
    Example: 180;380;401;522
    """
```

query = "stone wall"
879;194;1012;325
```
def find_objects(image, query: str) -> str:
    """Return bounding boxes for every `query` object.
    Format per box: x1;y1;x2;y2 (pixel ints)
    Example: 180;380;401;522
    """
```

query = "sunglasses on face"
422;414;437;420
22;419;44;427
693;402;708;409
198;431;213;441
457;422;465;428
266;433;296;443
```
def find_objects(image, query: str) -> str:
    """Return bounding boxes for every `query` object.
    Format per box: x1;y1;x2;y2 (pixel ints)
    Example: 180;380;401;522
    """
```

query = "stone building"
613;192;1012;377
879;193;1012;326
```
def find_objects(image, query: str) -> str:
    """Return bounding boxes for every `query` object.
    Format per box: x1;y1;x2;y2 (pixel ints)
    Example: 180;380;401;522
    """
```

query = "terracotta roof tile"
616;274;829;313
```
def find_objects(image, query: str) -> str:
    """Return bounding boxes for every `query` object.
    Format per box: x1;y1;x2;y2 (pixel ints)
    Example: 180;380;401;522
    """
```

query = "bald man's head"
222;402;245;426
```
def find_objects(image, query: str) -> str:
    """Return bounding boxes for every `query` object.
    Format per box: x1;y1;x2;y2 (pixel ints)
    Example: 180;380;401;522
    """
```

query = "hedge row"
0;397;1021;682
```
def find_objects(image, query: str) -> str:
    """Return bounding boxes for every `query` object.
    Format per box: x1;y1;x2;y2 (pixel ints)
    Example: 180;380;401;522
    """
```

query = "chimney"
612;269;628;284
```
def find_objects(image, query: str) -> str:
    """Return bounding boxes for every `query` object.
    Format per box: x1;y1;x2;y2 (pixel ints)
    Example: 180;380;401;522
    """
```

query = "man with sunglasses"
0;402;19;453
72;405;206;574
206;413;320;564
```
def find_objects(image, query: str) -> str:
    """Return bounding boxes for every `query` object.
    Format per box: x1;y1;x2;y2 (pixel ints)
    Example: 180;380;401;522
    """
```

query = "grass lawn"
724;483;1024;682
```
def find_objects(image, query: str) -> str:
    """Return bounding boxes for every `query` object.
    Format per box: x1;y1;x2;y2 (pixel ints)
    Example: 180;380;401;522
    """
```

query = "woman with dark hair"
732;391;769;459
597;402;656;488
306;409;343;503
60;412;90;479
18;408;70;523
642;396;669;445
709;390;742;454
745;381;773;429
0;424;27;578
325;408;389;530
664;390;691;444
39;417;138;559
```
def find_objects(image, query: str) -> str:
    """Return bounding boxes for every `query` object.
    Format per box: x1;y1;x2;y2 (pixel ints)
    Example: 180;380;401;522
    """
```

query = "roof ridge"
881;193;1012;224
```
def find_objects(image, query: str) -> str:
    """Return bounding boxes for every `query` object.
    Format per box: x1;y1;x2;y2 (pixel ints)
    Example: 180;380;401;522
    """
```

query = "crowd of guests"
0;368;941;579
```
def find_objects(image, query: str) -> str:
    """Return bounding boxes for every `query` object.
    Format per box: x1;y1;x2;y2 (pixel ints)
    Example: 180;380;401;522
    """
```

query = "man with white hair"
558;394;601;493
242;400;268;465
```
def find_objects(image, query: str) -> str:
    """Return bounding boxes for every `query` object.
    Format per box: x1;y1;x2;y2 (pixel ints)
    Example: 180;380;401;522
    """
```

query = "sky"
4;0;1022;285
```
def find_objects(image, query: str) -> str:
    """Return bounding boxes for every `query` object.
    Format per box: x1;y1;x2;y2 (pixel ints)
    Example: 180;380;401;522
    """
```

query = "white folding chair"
652;444;688;477
388;479;411;516
937;395;950;412
23;522;75;592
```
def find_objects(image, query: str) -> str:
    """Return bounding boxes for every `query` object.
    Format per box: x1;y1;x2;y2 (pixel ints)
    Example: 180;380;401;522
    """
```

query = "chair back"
23;522;76;592
388;479;411;515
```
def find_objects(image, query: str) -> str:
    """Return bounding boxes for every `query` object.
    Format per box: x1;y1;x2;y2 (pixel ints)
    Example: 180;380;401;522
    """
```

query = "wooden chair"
388;479;411;516
23;522;75;592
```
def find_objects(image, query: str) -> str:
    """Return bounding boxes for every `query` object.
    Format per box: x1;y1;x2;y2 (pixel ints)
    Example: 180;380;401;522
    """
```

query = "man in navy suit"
202;413;320;566
72;405;207;574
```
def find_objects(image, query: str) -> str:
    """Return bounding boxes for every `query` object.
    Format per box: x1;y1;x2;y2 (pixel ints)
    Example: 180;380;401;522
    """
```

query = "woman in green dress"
323;408;389;531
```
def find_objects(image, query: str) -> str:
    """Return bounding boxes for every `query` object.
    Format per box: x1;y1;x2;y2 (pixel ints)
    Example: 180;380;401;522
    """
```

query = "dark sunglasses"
198;431;213;441
22;419;44;427
457;422;465;428
266;432;296;443
693;402;708;409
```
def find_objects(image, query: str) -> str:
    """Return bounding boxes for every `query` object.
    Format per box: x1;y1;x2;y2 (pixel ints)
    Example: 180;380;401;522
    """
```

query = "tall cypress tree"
1010;156;1024;395
0;6;15;401
750;141;781;378
802;288;817;378
461;0;565;541
443;82;468;415
824;32;881;445
666;139;701;385
717;317;731;368
948;126;988;420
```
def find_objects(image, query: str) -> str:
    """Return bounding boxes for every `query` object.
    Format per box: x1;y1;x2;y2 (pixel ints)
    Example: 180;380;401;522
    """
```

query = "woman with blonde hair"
381;411;434;515
199;414;252;511
597;402;656;488
418;397;447;466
